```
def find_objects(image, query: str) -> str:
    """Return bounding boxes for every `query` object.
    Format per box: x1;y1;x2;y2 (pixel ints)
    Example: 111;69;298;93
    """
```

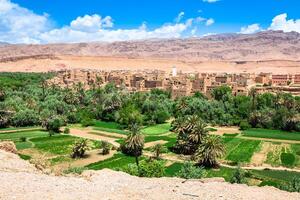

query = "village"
49;67;300;98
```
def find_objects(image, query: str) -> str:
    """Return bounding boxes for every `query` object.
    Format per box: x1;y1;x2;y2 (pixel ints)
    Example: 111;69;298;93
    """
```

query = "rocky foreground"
0;150;299;200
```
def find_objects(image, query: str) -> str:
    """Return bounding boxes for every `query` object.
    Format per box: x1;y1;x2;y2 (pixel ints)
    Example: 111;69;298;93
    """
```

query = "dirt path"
251;142;272;166
144;140;168;148
239;136;300;144
209;126;241;136
69;128;120;147
0;127;42;134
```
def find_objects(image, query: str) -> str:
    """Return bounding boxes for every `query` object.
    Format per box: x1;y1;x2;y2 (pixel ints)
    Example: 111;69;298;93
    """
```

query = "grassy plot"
242;128;300;141
0;131;48;142
93;121;128;135
251;169;300;186
142;123;171;135
31;135;100;155
165;162;183;177
86;153;143;170
144;134;177;152
206;167;236;181
0;126;41;132
225;138;261;163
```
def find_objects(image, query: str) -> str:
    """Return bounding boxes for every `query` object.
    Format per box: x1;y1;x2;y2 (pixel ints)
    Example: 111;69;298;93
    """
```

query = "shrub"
176;162;206;179
280;177;300;192
239;121;251;131
12;109;39;127
230;166;247;184
100;141;111;155
19;136;27;142
138;159;165;177
45;117;64;133
81;117;95;127
122;159;166;178
64;167;87;175
71;139;89;159
63;127;70;134
280;153;295;167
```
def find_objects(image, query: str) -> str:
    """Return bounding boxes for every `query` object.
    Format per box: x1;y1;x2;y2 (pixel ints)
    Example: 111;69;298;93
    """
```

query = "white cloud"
269;13;300;33
203;0;220;3
240;23;261;34
206;18;215;26
0;0;52;43
39;19;194;43
175;11;185;23
0;0;217;44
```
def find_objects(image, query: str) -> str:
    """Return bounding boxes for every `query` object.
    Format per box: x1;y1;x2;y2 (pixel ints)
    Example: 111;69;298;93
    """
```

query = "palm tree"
249;87;257;111
194;135;225;168
152;144;165;159
124;123;144;167
189;119;208;144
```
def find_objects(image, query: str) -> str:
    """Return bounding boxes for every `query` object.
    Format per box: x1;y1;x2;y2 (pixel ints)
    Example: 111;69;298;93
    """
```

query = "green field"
86;153;143;170
224;137;261;163
0;126;41;132
242;129;300;141
0;130;48;142
31;135;100;155
142;123;171;135
93;121;128;135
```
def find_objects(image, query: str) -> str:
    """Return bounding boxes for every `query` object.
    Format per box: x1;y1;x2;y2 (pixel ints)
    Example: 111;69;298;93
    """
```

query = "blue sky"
1;0;300;43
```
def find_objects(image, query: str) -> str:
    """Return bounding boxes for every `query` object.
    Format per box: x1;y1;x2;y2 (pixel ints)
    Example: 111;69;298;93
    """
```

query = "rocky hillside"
0;150;299;200
0;31;299;62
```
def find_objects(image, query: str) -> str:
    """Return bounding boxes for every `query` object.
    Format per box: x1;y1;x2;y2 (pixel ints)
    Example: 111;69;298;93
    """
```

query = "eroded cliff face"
0;149;299;200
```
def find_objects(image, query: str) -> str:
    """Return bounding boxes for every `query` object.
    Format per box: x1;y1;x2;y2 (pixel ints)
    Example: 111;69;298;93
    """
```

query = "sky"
0;0;300;44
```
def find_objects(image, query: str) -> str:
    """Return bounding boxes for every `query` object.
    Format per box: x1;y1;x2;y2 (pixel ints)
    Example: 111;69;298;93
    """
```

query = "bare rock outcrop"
0;150;299;200
0;141;17;154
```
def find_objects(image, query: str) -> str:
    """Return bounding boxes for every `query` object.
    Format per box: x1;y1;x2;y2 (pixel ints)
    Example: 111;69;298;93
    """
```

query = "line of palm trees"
123;115;225;169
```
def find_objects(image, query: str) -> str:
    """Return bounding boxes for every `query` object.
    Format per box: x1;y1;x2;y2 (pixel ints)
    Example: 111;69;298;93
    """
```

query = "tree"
100;141;111;155
116;103;143;128
152;144;166;159
189;119;209;144
212;86;232;103
123;123;144;167
71;139;89;158
194;135;225;167
249;87;257;111
173;115;209;155
44;116;64;133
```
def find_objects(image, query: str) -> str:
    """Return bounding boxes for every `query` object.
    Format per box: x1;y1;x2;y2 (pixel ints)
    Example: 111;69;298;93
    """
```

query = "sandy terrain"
0;55;300;74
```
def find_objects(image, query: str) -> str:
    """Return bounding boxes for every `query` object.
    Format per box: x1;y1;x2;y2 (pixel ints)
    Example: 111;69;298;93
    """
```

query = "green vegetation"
0;131;48;142
225;140;261;163
141;123;171;135
0;126;41;132
242;129;300;141
1;72;300;193
86;153;141;170
92;121;128;134
251;169;300;185
31;135;99;155
280;153;296;167
94;121;122;129
165;163;183;177
176;162;206;179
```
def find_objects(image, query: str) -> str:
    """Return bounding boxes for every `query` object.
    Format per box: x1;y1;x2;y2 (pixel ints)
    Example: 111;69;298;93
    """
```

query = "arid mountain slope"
0;150;299;200
0;31;299;73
